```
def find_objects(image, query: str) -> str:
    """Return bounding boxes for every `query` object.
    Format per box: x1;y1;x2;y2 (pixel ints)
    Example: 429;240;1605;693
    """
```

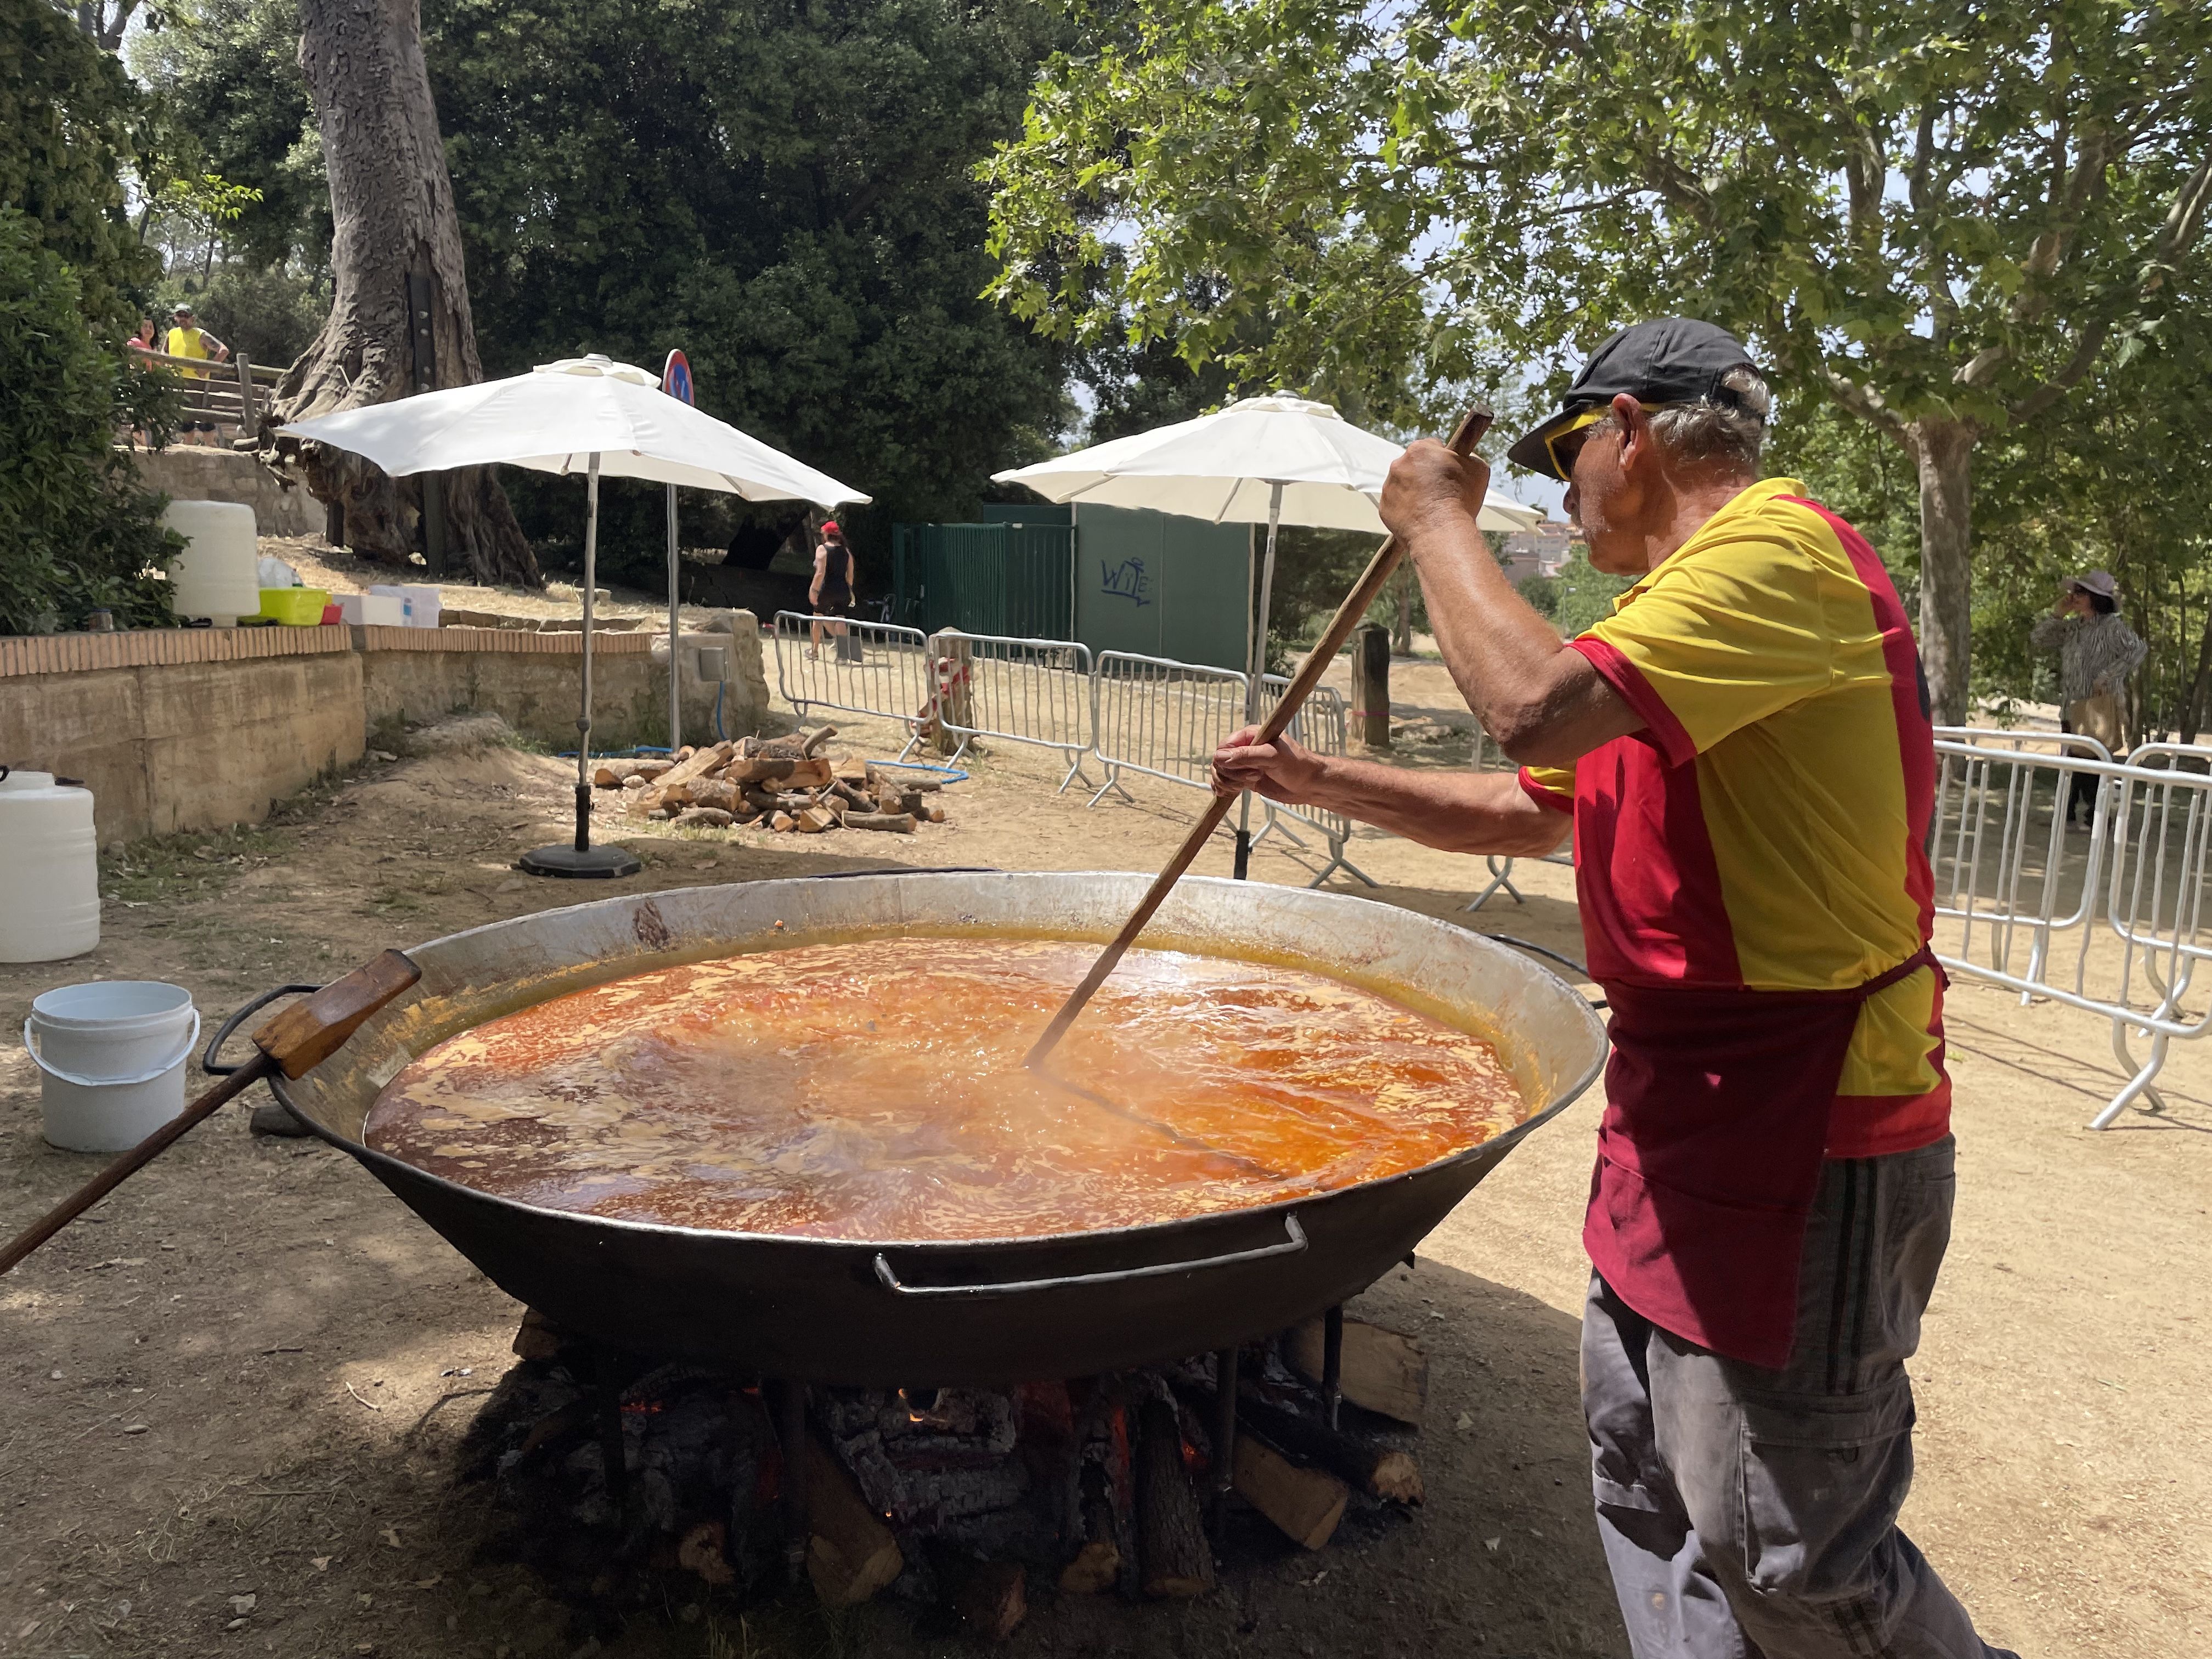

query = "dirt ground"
3;656;2208;1659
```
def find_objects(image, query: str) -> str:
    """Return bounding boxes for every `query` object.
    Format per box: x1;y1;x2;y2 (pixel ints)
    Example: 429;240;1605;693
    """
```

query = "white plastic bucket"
25;981;200;1152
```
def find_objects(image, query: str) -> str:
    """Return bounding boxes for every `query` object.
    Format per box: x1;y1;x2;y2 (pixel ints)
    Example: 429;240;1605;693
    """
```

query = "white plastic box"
340;593;406;627
368;583;443;627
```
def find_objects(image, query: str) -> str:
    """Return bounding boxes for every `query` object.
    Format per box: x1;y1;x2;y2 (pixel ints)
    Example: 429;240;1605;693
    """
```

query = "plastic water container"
24;981;199;1152
0;768;99;962
162;500;261;625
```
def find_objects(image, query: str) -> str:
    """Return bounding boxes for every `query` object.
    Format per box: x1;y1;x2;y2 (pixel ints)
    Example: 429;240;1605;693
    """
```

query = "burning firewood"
805;1436;904;1605
953;1560;1028;1641
676;1520;735;1586
1135;1399;1214;1598
1179;1377;1422;1504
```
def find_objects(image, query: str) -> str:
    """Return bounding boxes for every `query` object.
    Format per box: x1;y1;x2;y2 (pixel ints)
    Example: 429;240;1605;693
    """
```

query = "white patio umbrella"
280;354;869;878
995;394;1545;875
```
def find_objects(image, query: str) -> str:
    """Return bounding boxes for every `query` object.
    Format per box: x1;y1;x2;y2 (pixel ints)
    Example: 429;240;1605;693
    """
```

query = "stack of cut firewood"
592;725;949;835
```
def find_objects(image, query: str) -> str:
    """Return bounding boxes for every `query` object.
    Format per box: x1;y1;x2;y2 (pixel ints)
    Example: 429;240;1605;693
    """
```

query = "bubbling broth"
363;937;1529;1240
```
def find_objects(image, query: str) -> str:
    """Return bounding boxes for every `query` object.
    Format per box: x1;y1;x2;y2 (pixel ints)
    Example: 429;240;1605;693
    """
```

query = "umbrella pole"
578;453;600;848
667;482;681;753
521;451;640;879
1233;482;1285;880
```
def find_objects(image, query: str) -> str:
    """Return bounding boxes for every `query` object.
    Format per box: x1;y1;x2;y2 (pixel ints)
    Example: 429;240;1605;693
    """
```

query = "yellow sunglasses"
1544;400;1671;478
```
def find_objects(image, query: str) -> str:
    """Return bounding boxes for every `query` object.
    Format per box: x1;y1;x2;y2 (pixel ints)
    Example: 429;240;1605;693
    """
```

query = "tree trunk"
1391;562;1414;654
1910;418;1976;725
272;0;539;587
2182;589;2212;746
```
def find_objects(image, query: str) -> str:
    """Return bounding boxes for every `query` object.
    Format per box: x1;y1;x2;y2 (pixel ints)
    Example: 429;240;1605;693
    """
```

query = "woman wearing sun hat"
2031;569;2147;826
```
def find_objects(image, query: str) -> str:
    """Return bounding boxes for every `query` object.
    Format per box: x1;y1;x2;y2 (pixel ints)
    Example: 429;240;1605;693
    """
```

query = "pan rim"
273;871;1607;1255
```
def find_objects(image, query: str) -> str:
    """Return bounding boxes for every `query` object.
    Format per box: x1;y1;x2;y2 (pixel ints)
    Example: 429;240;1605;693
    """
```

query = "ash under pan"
270;873;1606;1385
460;1305;1431;1643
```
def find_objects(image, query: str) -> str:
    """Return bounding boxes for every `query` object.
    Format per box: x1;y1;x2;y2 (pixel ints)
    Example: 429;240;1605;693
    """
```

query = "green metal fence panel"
890;522;1075;638
1071;504;1251;673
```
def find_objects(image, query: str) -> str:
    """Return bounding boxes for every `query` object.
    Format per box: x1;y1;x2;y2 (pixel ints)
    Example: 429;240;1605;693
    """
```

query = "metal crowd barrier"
926;630;1095;790
1088;650;1248;802
1463;725;1575;911
771;612;934;747
1931;725;2212;1128
1256;676;1375;888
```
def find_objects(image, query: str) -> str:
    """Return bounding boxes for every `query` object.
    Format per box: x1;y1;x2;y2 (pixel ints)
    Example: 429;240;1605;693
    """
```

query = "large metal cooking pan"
251;872;1606;1385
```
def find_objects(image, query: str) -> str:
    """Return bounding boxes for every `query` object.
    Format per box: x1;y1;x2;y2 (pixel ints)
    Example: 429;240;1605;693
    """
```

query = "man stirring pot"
1214;320;2016;1659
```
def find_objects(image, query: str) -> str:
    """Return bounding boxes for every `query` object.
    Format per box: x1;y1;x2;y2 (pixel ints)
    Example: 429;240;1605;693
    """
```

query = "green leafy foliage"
141;0;1079;587
0;0;176;636
127;0;329;273
0;211;177;635
984;0;2212;707
1517;550;1633;644
0;0;160;331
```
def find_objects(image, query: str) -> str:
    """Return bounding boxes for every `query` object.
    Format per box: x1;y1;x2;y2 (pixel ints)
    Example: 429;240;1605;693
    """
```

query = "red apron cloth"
1583;948;1938;1370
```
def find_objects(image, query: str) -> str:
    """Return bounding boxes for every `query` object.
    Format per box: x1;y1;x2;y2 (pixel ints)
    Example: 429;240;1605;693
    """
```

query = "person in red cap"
1215;319;2016;1658
808;518;856;660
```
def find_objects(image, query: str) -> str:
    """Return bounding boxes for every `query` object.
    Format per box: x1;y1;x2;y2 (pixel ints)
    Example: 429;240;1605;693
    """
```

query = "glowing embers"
364;937;1526;1240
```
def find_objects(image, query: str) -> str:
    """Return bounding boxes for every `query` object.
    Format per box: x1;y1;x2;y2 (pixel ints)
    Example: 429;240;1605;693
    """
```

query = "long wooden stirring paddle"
1024;405;1494;1070
0;949;421;1278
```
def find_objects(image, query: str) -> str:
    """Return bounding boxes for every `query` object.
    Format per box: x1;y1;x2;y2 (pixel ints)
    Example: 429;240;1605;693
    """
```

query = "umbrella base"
519;843;641;879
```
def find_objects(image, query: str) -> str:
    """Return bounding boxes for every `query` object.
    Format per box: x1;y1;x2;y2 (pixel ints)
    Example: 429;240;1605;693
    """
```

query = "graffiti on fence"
1098;557;1152;607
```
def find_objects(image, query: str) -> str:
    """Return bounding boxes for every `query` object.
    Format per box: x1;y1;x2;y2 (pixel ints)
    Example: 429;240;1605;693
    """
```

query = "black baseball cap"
1506;319;1764;480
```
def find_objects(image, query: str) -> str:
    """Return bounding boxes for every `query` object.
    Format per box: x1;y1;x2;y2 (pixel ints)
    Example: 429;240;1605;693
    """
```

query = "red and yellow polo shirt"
1520;477;1948;1156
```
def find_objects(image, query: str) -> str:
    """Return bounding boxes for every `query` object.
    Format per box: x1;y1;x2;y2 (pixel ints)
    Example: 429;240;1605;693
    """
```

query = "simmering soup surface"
364;938;1527;1240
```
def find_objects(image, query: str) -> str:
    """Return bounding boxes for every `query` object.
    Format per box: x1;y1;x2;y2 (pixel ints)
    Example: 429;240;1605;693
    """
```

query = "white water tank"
161;499;261;626
0;769;100;963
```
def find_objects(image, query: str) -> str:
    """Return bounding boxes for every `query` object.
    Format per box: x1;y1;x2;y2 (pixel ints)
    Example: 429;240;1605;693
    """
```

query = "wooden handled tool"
0;949;420;1278
1024;406;1495;1070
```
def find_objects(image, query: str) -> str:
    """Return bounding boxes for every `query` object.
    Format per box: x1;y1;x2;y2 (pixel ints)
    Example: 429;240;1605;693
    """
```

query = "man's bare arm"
1383;442;1640;768
1212;730;1570;858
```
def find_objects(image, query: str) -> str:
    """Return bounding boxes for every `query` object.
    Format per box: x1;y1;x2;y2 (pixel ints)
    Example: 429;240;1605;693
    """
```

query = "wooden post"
1352;620;1391;748
234;353;258;440
933;632;974;757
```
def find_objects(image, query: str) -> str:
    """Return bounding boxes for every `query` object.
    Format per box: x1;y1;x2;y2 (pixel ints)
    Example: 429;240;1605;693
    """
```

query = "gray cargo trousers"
1581;1136;2019;1658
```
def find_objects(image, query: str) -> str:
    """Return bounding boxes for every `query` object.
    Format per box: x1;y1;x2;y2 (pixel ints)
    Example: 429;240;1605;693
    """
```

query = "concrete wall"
358;611;768;751
131;447;321;537
0;613;771;845
0;651;364;844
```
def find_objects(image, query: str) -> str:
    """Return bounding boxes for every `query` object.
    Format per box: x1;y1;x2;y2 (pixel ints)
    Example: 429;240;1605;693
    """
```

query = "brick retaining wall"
0;614;769;844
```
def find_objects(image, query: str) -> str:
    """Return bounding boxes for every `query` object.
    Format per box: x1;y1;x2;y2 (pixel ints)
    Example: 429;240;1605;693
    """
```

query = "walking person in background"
126;319;158;446
2032;571;2147;828
165;303;230;447
808;520;857;660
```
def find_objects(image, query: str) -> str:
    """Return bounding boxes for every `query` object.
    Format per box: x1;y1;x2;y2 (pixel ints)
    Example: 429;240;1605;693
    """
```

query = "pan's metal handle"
872;1212;1307;1299
203;984;321;1076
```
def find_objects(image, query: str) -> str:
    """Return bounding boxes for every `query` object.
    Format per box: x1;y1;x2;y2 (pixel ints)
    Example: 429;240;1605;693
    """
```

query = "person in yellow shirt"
1215;319;2015;1659
165;304;229;446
